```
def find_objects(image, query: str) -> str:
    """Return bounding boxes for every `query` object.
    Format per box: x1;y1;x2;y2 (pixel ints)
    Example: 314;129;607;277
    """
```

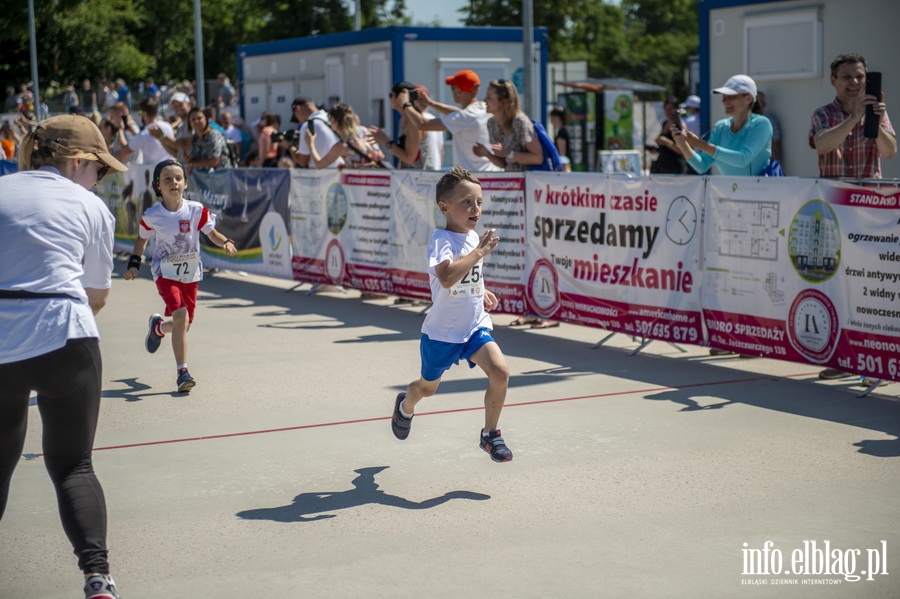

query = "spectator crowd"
3;55;892;187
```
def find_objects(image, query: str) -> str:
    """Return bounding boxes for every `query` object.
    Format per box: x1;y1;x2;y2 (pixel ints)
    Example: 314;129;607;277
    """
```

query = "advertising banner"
390;170;444;300
477;174;529;314
702;177;900;380
289;169;341;285
340;170;396;294
602;91;634;150
807;180;900;380
525;172;704;343
97;163;156;249
702;177;817;361
203;168;292;277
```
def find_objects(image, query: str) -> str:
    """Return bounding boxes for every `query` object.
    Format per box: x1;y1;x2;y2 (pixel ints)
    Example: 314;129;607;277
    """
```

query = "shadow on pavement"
235;466;490;523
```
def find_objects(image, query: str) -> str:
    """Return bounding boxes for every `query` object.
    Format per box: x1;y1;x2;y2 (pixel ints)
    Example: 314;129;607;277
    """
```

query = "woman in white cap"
0;115;127;598
673;74;772;176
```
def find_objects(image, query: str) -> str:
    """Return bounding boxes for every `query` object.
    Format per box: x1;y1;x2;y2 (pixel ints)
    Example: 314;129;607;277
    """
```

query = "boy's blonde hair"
436;165;480;204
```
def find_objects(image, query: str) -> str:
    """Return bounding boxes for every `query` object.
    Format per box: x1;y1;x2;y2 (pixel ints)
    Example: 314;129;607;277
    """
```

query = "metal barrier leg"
590;332;617;349
668;342;688;353
628;337;652;356
856;379;884;398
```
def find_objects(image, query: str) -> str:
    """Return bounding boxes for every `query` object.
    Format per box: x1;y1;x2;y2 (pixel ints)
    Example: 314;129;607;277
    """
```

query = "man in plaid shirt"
811;53;897;381
810;53;896;179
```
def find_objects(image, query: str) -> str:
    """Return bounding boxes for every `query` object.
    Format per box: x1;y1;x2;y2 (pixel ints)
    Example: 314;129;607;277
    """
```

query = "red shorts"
154;278;199;322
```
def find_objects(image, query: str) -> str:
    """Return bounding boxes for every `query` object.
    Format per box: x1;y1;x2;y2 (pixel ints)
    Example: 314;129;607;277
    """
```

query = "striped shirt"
809;98;894;179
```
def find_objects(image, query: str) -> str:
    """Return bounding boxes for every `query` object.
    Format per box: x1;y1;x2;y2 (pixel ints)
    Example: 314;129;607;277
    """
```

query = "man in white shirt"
122;98;176;165
288;96;344;169
150;91;193;162
219;111;244;159
402;70;500;172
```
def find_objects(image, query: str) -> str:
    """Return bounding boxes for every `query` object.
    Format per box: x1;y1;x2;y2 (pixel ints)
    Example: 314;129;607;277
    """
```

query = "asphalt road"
2;262;899;598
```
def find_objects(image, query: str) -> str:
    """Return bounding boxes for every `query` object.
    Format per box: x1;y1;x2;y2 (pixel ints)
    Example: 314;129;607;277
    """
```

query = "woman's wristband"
402;102;414;109
385;140;394;149
127;254;142;271
223;239;235;248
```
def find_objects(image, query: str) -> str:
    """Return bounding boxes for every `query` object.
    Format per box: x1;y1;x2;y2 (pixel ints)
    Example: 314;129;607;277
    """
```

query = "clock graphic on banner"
665;196;697;245
786;289;839;363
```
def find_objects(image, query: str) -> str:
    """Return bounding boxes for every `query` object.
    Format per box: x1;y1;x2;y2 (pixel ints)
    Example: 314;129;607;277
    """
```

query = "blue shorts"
420;327;494;382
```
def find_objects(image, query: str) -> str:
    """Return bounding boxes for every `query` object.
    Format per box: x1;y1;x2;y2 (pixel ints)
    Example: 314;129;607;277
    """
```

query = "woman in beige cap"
0;114;127;599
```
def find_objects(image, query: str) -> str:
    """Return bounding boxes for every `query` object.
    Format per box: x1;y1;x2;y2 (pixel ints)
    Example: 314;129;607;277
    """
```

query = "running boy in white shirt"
123;159;237;392
391;165;513;462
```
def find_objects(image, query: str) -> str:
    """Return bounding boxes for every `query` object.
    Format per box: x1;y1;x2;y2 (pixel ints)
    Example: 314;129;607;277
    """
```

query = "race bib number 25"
160;251;201;283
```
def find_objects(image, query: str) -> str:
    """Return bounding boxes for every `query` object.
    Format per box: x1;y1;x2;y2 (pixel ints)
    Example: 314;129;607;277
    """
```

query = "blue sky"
404;0;466;26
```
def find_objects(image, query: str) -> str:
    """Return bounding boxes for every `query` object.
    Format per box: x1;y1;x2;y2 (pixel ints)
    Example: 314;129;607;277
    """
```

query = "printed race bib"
449;261;484;298
159;251;201;283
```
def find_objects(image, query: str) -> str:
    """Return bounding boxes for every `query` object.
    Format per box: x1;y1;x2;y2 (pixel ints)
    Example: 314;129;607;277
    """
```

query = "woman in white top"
0;114;127;598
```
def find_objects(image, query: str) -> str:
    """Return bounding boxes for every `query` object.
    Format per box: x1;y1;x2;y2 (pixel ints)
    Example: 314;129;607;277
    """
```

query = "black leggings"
0;337;110;575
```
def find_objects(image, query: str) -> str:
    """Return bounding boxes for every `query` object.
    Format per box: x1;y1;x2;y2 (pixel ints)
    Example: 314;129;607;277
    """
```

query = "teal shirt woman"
675;74;773;176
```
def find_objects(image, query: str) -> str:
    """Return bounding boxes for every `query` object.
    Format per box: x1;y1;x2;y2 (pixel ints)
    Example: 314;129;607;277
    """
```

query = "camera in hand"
408;89;419;102
864;71;882;139
271;129;298;143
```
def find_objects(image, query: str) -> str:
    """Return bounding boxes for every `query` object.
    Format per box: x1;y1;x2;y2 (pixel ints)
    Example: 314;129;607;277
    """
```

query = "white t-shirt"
422;112;444;170
0;169;115;363
139;199;217;281
222;124;243;145
128;120;176;165
442;101;501;172
421;229;492;343
296;110;345;168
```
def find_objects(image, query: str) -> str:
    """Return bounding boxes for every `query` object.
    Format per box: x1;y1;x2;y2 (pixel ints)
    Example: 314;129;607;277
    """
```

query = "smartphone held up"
864;71;882;139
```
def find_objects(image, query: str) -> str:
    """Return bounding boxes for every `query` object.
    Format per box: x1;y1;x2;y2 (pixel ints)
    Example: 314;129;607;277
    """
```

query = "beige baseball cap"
35;114;127;172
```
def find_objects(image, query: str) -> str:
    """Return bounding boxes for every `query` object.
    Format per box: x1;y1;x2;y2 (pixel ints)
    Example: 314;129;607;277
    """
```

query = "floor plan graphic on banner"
526;172;704;342
702;177;900;380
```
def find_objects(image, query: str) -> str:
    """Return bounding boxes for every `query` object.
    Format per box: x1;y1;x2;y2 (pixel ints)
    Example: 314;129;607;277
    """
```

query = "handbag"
761;158;784;177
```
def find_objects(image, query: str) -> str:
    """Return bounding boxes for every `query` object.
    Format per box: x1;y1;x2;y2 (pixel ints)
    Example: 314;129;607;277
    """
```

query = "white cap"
170;92;191;105
679;95;701;110
712;75;757;102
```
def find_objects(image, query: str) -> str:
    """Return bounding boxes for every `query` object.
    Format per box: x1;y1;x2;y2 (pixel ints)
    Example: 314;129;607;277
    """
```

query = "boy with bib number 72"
123;159;236;393
391;165;514;462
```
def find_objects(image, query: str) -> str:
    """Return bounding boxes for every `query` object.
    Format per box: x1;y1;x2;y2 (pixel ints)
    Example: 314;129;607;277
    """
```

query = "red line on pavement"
27;371;819;457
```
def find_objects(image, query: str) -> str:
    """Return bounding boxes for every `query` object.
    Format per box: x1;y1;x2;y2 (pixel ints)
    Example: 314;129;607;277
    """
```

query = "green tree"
462;0;697;97
0;0;154;98
0;0;410;104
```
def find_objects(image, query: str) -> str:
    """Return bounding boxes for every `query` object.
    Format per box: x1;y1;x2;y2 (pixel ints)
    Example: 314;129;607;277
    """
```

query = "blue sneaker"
480;429;513;462
145;313;163;353
84;574;121;599
177;369;196;393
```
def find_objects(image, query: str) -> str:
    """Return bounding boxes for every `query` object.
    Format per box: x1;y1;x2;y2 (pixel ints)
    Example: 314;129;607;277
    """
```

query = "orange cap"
444;70;480;94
